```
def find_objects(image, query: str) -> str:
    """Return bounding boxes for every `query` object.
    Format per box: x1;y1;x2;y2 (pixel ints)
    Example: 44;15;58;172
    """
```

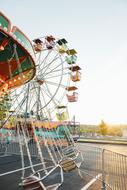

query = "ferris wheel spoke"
39;89;52;118
28;94;38;114
44;82;66;105
42;61;65;78
32;83;49;118
10;90;26;111
32;83;50;111
45;65;69;75
38;85;56;111
41;50;59;69
33;83;45;112
45;80;67;89
30;83;41;116
40;85;55;101
44;80;68;105
42;84;59;103
11;87;24;97
36;51;41;63
40;51;58;70
40;65;64;109
11;86;27;102
11;85;32;114
40;53;60;75
36;48;49;64
2;94;27;127
45;82;60;107
39;50;52;70
44;72;69;80
40;87;58;110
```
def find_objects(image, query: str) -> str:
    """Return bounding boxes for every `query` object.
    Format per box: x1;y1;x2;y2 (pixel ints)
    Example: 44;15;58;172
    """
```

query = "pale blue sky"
1;0;127;124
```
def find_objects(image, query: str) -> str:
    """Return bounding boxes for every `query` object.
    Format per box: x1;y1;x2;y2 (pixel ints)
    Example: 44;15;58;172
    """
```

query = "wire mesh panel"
78;144;102;176
104;149;127;190
78;144;127;190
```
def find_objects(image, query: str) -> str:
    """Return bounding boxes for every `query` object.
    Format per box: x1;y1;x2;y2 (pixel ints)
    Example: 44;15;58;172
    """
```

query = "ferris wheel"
2;34;81;124
31;35;81;120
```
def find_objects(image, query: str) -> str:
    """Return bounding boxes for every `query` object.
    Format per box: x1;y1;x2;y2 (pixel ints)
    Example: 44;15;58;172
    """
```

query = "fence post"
101;149;106;190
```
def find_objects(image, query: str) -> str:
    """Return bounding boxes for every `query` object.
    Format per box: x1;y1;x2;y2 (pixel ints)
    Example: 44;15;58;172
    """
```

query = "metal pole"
36;85;41;120
101;149;106;190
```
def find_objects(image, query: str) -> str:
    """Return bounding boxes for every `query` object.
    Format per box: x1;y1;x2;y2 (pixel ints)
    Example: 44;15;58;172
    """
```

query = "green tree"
98;120;108;135
0;94;11;121
107;127;123;137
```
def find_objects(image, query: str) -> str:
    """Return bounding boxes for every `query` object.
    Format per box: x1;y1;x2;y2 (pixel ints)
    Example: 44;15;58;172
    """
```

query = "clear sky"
1;0;127;125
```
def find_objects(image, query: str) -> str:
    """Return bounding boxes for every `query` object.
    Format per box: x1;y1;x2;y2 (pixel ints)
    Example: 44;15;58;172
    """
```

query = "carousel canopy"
0;12;36;92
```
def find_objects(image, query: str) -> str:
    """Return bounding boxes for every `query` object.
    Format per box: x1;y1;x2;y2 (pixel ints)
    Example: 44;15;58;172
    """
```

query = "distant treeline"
79;121;127;136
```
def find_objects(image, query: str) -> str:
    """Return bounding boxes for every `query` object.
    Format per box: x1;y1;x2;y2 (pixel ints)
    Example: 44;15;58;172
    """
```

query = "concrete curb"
78;139;127;145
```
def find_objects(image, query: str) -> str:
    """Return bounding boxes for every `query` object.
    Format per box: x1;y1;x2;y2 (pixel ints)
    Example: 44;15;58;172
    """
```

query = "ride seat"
22;175;60;190
23;175;46;190
66;92;78;102
71;71;81;82
60;158;77;172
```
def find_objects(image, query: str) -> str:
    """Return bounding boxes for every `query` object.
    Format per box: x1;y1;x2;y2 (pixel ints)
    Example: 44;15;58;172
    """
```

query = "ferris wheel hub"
36;79;44;85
